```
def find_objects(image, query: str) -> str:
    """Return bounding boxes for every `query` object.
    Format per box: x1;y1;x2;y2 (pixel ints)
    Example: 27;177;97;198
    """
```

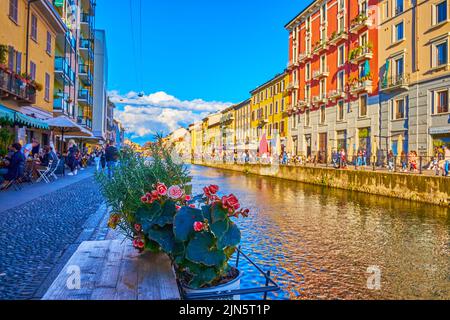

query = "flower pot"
182;269;244;300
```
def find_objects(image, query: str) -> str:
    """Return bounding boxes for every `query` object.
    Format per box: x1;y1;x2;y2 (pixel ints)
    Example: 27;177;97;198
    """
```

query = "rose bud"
193;221;204;232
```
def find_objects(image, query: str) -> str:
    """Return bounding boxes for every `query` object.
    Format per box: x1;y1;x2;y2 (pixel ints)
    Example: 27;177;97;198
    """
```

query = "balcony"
0;67;36;104
78;64;93;86
286;81;299;91
349;13;373;33
77;116;92;128
328;89;346;101
329;30;348;46
312;93;328;105
79;38;93;60
349;45;373;64
313;67;330;79
54;57;75;84
53;95;71;112
78;89;92;106
298;51;312;63
381;74;410;92
80;13;93;37
312;39;329;56
350;79;373;94
220;113;234;125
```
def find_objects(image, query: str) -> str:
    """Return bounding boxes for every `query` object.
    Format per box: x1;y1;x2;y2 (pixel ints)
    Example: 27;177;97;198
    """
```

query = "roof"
284;1;321;30
250;72;287;95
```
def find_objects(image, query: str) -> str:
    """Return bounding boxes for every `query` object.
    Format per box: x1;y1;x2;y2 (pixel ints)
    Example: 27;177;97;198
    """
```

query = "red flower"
185;195;192;201
168;185;184;199
189;204;196;208
156;183;168;196
203;185;219;198
176;205;181;211
133;238;145;249
141;195;148;203
151;190;159;200
222;194;240;211
193;221;204;232
134;224;142;232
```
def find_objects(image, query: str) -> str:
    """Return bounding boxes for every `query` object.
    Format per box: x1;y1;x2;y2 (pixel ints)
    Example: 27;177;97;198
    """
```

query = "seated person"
38;146;57;167
0;143;25;188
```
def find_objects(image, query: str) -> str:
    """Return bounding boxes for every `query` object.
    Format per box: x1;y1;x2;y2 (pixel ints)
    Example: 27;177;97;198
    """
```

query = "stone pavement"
0;167;111;300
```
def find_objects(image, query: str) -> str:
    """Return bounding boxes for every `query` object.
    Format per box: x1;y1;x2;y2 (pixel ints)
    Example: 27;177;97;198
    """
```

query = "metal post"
263;270;271;300
236;246;241;268
419;156;422;174
394;156;397;172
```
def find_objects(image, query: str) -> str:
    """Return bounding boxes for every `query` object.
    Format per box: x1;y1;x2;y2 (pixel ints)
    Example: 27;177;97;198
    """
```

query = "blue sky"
95;0;307;143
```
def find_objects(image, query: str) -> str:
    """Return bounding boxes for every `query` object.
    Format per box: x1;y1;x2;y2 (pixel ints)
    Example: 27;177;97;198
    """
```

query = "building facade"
92;29;108;140
234;99;252;150
0;0;66;146
380;0;450;156
286;0;380;162
250;72;289;150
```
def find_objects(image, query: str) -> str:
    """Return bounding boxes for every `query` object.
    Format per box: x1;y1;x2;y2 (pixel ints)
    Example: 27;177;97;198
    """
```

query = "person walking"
66;140;79;176
105;141;119;179
387;150;394;172
94;148;101;171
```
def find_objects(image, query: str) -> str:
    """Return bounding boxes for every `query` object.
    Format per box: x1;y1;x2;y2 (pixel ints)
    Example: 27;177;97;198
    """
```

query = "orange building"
286;0;380;162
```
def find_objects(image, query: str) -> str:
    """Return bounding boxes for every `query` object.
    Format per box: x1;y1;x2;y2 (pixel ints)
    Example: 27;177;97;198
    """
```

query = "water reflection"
188;165;450;300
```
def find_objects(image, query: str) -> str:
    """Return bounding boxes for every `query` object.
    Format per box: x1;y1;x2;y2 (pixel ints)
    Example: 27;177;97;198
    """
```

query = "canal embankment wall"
192;161;450;207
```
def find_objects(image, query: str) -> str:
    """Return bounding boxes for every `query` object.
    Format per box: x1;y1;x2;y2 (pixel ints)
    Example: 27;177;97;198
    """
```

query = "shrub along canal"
189;165;450;300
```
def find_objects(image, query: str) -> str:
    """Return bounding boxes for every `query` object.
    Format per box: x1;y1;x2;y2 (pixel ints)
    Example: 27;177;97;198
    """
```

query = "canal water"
188;165;450;300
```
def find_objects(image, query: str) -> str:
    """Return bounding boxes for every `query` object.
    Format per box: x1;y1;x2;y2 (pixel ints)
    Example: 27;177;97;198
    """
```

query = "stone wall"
192;161;450;207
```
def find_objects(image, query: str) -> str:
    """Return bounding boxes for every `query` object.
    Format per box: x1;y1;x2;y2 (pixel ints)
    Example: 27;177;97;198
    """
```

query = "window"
395;0;404;15
9;0;18;23
394;99;405;119
7;46;14;70
45;73;50;101
320;105;326;124
395;56;404;77
46;32;52;54
31;14;38;41
305;109;310;126
359;94;368;117
338;45;345;67
394;22;404;42
337;100;345;121
30;61;36;80
435;41;448;66
435;90;449;113
337;71;345;92
280;121;285;134
321;3;327;23
281;98;285;111
320;55;326;72
436;1;448;24
338;0;345;11
305;63;311;80
15;51;21;74
275;101;279;113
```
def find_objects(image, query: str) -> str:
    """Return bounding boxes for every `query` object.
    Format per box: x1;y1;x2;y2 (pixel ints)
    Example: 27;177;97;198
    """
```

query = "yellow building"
203;113;222;160
0;0;66;145
250;72;289;148
220;105;236;160
234;99;251;149
379;0;450;155
189;121;203;161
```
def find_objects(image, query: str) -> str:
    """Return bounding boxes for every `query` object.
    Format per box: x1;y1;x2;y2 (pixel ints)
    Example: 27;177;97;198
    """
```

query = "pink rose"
141;195;148;203
203;185;219;198
168;185;183;199
134;224;142;232
193;221;204;232
156;183;168;196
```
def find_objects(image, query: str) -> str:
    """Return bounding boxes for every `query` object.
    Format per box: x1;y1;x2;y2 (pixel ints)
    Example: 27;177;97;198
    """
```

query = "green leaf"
210;203;228;223
144;238;161;253
173;207;205;241
135;202;162;223
152;200;177;227
210;219;229;238
189;268;218;288
147;225;176;254
201;204;212;223
186;233;226;267
217;222;241;250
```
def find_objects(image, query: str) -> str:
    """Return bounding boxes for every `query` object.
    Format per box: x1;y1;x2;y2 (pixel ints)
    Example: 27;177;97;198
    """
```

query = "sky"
95;0;307;144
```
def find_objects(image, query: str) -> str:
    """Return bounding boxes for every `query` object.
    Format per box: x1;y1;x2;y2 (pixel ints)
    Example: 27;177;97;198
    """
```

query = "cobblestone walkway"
0;176;107;300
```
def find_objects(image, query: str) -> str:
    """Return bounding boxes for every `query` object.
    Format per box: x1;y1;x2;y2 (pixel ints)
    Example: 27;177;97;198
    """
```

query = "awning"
0;105;15;123
429;126;450;135
0;104;49;129
15;112;49;129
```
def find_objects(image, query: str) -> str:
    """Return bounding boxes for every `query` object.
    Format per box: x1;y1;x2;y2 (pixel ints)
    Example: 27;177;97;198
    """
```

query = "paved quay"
0;168;109;300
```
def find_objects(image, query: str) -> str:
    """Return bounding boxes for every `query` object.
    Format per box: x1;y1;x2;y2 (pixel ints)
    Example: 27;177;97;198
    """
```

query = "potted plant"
0;44;8;67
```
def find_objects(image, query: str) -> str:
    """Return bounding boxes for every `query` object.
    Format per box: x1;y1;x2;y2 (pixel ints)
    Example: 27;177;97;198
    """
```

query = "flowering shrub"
108;181;249;288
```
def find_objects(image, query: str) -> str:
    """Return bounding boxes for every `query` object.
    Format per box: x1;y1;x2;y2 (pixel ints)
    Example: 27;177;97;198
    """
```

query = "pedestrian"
66;140;79;176
400;151;408;172
387;150;394;172
105;141;119;179
94;148;101;171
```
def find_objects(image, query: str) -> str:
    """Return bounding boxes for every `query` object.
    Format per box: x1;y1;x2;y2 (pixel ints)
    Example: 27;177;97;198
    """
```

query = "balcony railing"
78;64;93;85
54;56;75;84
0;68;36;104
312;39;329;55
77;116;92;128
298;52;311;63
350;79;373;94
381;74;410;91
287;81;299;91
313;93;327;105
349;45;373;64
78;89;93;105
328;89;346;100
349;13;372;33
313;67;330;79
54;95;70;112
329;30;348;45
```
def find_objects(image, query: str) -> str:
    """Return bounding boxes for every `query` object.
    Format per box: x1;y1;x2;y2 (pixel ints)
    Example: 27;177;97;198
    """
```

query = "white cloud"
111;91;233;142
